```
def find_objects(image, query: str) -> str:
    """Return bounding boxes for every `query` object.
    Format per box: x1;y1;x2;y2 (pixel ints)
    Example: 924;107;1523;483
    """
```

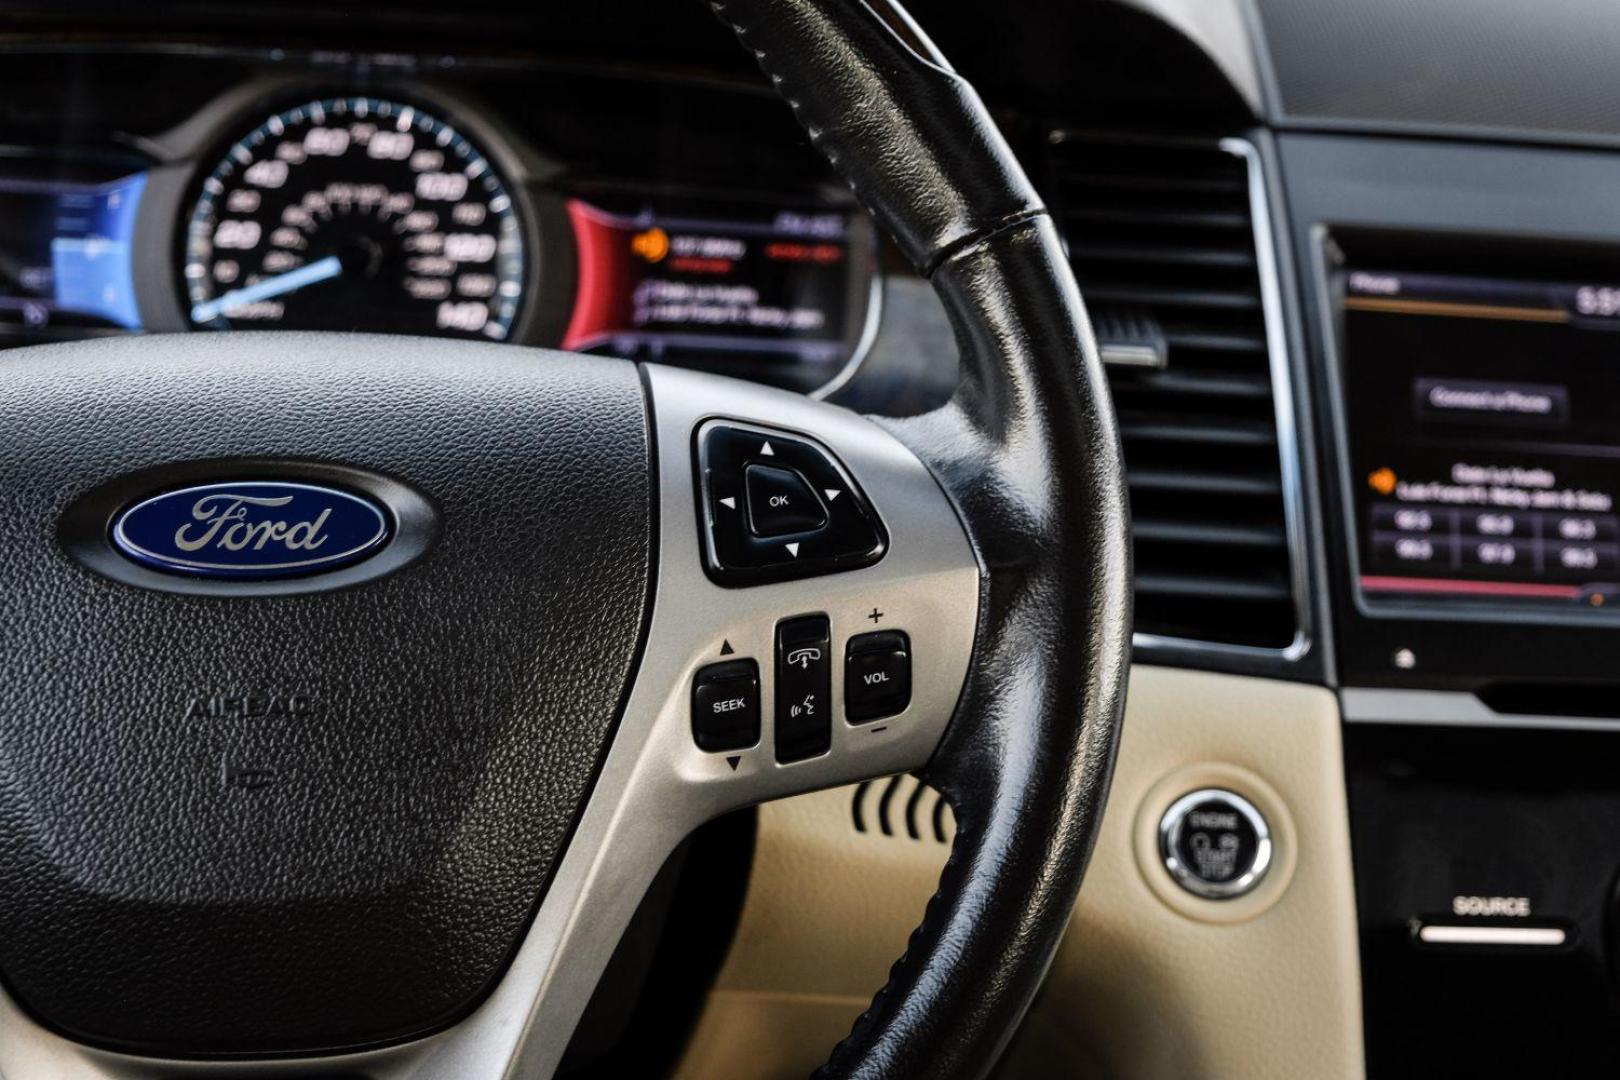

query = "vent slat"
1162;329;1267;354
1133;518;1287;548
1079;285;1261;311
1118;416;1277;448
1136;571;1292;603
1063;207;1250;230
1127;466;1281;498
1070;243;1256;270
1060;171;1247;195
1112;370;1273;401
1043;133;1297;650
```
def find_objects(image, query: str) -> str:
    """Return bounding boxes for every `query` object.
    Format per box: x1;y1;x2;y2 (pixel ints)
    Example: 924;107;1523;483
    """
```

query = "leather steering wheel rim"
709;2;1134;1077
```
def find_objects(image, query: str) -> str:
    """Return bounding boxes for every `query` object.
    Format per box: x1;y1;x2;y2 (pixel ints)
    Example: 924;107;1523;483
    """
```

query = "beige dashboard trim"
672;665;1364;1080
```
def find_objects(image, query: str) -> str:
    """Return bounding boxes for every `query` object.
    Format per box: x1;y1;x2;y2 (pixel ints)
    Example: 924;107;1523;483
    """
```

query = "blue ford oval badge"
111;481;392;579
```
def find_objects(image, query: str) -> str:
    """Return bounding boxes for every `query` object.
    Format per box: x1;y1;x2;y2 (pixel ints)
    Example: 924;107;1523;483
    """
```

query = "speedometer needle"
190;255;343;323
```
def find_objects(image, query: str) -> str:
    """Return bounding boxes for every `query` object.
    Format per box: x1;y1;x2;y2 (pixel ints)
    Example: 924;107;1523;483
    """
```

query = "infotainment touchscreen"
1341;252;1620;612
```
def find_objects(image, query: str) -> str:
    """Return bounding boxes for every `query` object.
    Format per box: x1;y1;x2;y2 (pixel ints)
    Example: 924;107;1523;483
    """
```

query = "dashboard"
0;47;880;396
14;2;1620;1078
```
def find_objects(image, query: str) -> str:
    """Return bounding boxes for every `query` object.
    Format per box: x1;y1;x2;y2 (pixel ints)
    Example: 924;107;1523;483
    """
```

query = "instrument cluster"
0;54;880;395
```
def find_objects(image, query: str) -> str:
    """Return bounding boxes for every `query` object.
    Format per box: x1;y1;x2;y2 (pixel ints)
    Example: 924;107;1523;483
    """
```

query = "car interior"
0;0;1615;1077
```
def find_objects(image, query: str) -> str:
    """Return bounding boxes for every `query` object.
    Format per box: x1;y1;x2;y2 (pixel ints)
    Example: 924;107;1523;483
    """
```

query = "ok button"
745;463;828;537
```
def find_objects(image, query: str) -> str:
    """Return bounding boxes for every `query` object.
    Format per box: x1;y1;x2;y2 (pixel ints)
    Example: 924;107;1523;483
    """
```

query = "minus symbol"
871;726;887;733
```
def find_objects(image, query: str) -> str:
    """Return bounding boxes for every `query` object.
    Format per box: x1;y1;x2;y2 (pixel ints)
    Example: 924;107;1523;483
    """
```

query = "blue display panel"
0;171;145;331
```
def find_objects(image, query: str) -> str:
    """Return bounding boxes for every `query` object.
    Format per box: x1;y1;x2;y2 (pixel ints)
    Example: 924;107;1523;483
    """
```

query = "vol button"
745;464;827;538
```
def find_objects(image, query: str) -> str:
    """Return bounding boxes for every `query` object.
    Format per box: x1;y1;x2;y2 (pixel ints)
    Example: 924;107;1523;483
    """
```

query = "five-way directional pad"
698;422;887;585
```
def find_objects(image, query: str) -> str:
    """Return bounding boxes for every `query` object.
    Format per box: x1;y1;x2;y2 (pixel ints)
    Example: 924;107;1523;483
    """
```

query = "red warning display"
562;196;869;370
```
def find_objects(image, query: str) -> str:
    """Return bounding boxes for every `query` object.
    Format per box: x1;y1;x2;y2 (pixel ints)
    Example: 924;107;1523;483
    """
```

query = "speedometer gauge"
183;96;525;340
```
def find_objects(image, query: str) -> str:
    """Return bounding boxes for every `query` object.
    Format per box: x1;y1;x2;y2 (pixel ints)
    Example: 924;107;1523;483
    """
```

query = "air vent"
1041;132;1298;651
852;777;953;844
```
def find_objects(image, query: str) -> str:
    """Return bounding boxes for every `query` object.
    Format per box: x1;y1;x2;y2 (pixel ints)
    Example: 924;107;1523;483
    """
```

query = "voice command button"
775;614;831;763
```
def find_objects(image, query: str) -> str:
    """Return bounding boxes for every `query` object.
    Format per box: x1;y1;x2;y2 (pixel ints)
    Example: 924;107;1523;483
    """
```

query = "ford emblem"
111;481;392;579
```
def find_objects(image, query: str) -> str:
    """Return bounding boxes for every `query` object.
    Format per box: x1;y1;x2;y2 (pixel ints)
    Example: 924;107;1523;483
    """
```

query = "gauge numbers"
183;96;526;340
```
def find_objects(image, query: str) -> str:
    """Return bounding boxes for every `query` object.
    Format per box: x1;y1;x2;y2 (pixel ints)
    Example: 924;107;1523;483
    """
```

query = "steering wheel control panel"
689;418;912;763
690;615;913;764
696;421;887;586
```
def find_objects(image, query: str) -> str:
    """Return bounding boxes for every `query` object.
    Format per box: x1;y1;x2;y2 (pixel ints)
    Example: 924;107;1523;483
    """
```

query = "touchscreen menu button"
1551;514;1618;543
1460;537;1530;571
1550;542;1619;573
1461;510;1530;539
1374;534;1447;567
1373;504;1444;534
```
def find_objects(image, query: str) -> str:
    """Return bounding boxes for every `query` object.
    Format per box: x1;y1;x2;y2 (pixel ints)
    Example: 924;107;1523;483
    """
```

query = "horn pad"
0;334;653;1054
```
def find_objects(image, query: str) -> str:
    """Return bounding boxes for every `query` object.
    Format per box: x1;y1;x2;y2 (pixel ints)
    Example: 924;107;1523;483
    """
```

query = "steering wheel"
0;1;1130;1077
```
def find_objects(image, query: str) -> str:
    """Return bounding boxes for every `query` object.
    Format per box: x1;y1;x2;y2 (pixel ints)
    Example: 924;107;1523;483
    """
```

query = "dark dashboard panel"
1276;125;1620;1080
1347;723;1620;1079
1255;0;1620;148
0;0;1257;130
1282;132;1620;694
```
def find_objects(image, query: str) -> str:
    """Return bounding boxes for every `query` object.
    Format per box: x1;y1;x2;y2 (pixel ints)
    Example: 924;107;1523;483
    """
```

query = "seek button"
691;659;760;752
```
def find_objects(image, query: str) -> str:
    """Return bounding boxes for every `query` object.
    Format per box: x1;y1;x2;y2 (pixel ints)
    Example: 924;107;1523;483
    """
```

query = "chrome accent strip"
1341;687;1620;734
0;365;980;1079
1415;924;1567;948
811;265;884;401
1130;137;1311;664
1099;343;1168;369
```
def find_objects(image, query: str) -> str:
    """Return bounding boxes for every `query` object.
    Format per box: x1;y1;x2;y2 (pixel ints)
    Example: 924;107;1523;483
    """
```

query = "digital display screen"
560;195;873;384
0;170;145;332
1343;261;1620;610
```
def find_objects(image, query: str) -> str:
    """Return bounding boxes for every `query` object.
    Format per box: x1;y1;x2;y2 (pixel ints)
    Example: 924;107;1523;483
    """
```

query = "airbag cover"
0;333;652;1054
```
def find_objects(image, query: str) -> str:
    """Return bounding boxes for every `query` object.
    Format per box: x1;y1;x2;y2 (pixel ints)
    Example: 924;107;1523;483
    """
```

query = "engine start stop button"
1158;788;1273;900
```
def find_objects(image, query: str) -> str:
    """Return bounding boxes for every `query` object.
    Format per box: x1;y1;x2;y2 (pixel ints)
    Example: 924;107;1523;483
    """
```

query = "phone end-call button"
776;614;831;763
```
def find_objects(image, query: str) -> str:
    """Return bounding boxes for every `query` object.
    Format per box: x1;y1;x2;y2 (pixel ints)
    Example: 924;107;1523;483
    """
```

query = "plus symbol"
868;607;884;624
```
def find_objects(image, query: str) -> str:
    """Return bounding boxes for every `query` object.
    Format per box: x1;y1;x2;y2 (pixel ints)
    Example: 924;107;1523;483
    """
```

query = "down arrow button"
745;463;828;538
